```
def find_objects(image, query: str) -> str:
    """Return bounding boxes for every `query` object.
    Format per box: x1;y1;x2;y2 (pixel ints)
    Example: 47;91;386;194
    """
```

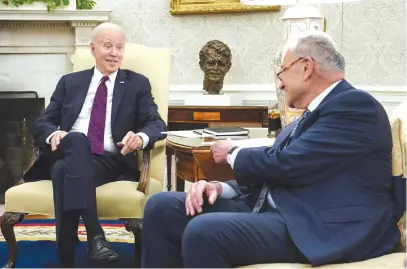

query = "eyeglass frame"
276;57;306;81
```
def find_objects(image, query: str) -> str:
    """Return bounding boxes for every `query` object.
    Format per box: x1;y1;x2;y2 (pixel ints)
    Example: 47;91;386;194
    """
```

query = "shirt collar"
93;67;118;85
307;80;342;112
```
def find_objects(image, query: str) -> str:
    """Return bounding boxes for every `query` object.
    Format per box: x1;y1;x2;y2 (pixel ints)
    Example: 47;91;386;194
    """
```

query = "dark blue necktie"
252;109;311;213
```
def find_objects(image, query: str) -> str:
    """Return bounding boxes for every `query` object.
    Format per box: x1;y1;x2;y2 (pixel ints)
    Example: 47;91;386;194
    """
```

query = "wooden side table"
166;106;268;191
166;103;268;191
167;128;274;191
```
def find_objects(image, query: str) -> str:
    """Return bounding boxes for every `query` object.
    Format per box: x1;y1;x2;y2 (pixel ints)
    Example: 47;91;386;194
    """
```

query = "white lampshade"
281;4;324;19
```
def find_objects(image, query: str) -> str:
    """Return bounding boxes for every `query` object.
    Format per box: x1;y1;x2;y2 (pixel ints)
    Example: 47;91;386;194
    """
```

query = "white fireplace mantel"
0;9;112;103
0;9;111;22
0;9;111;49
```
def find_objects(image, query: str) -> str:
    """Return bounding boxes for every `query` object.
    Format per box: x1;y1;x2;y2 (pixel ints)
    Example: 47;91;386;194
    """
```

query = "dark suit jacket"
23;67;167;181
226;80;400;265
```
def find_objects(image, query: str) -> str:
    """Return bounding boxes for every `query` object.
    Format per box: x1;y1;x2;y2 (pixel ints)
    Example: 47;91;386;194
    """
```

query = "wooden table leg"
176;176;185;192
166;146;174;191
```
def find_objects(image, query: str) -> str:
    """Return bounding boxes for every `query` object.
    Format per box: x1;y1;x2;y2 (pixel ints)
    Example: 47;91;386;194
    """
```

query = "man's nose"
110;48;118;56
277;80;285;91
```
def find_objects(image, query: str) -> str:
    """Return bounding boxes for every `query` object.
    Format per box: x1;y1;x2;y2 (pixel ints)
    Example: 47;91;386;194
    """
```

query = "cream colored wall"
94;0;406;87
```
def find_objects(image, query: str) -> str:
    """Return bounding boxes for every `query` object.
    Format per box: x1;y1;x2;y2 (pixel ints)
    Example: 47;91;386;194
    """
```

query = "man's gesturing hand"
50;131;68;151
185;180;222;216
117;131;143;155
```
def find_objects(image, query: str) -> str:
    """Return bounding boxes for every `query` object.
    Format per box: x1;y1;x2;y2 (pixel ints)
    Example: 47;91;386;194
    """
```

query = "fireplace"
0;92;44;203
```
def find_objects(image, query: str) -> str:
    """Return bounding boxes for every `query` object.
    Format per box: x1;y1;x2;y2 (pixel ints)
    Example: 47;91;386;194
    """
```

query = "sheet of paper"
161;130;214;138
201;138;275;148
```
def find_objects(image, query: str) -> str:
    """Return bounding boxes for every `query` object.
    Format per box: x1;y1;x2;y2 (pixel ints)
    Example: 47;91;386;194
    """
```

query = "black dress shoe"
88;234;119;263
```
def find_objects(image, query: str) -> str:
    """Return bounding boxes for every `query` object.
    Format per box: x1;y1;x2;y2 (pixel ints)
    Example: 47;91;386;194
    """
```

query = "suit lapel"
111;69;127;125
68;68;94;130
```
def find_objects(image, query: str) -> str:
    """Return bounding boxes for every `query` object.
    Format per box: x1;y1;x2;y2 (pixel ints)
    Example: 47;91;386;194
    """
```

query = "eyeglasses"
276;57;305;81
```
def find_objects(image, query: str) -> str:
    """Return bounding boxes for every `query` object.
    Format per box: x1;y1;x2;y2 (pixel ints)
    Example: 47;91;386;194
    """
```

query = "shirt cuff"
136;132;149;149
226;147;242;169
210;181;239;199
46;130;61;144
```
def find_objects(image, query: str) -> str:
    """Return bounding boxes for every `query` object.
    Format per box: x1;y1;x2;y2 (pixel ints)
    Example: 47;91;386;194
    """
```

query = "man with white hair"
141;31;400;267
24;22;166;266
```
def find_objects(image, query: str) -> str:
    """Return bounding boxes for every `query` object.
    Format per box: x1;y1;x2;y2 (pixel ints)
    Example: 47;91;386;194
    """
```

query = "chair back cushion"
71;43;171;182
390;99;407;248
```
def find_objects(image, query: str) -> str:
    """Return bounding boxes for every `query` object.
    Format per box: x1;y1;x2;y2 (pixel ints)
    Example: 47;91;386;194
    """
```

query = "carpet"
0;219;136;268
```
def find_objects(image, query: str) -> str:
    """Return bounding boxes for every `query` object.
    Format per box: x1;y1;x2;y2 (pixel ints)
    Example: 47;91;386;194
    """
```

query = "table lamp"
241;0;360;127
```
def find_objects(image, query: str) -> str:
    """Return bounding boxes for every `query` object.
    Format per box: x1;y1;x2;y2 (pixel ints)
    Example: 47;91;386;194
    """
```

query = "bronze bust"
199;40;232;95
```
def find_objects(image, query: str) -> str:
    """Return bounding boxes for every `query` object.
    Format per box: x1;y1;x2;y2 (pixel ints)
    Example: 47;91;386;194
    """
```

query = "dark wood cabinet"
168;106;268;130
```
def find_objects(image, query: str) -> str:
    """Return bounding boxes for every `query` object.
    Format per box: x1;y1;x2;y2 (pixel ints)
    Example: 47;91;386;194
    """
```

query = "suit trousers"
141;191;307;268
49;132;125;262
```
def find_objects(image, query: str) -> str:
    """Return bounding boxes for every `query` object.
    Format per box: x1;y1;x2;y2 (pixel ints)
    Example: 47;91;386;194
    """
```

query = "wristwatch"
227;146;239;163
228;146;238;155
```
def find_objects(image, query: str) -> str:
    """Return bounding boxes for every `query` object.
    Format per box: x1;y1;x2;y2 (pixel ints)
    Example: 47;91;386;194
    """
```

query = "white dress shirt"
218;80;342;207
46;67;149;152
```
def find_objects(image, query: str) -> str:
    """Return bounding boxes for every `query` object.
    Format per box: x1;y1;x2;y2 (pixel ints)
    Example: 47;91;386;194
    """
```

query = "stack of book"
193;127;250;139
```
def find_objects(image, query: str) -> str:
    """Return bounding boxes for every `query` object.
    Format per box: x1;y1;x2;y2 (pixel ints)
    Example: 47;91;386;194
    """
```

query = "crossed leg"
50;132;122;266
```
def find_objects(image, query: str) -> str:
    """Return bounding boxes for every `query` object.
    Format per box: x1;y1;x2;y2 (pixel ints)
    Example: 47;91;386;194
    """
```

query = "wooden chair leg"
0;212;25;268
123;218;142;268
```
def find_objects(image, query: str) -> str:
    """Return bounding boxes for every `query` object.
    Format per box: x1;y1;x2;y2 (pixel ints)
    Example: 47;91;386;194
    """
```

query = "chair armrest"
137;148;151;195
137;140;166;195
17;145;41;186
153;139;166;149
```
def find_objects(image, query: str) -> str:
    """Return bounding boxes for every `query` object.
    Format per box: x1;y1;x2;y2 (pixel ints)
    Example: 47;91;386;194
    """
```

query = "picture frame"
169;0;280;15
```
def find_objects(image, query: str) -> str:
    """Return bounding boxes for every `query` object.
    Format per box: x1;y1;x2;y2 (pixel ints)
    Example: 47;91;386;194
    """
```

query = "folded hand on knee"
51;131;69;151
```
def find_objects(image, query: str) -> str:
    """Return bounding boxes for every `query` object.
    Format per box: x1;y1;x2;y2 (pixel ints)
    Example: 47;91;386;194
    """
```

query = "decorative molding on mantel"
169;84;407;112
0;9;111;23
0;9;112;47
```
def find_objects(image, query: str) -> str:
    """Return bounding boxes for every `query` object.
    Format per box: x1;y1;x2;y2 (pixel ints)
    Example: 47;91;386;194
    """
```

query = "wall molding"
169;84;407;111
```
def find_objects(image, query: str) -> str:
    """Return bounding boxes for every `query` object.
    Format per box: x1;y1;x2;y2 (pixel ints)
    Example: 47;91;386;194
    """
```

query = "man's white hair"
285;31;345;71
91;22;126;43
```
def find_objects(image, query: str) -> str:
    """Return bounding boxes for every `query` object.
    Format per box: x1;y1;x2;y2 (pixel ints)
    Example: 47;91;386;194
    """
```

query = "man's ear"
303;58;314;81
90;42;95;57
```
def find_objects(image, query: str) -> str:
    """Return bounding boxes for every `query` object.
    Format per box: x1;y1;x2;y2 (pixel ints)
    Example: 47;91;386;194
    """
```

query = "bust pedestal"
184;93;243;106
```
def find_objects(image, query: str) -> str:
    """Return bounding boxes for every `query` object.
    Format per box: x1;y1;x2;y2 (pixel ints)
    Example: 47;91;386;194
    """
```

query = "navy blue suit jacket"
227;80;400;265
24;67;167;181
